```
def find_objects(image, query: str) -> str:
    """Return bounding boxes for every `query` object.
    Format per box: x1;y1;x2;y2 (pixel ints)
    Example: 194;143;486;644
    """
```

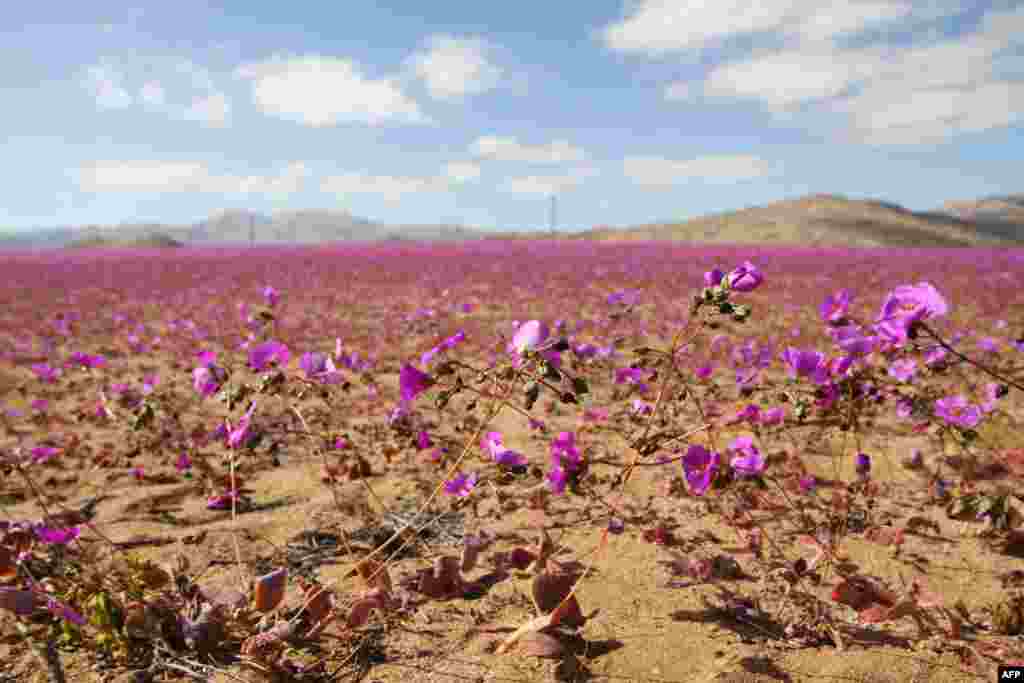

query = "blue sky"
2;0;1022;232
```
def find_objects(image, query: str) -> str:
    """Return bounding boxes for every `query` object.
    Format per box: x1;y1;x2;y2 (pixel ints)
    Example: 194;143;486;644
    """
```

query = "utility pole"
549;194;558;234
249;214;255;246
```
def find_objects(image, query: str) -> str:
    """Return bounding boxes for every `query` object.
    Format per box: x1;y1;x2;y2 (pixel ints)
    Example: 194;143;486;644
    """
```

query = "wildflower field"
2;241;1024;683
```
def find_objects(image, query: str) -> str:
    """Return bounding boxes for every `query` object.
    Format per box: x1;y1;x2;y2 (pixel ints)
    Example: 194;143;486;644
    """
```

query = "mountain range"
1;193;1021;249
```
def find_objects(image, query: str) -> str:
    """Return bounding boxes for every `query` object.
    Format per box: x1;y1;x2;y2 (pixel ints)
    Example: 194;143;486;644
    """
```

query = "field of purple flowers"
1;241;1024;682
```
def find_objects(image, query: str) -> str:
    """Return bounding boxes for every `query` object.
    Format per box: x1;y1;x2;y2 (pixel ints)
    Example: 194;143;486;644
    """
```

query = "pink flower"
510;320;550;354
682;445;720;497
443;472;477;497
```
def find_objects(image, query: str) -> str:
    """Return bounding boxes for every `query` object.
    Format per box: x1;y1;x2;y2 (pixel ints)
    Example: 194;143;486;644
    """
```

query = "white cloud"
623;155;774;187
639;4;1022;144
498;167;596;196
444;161;481;184
600;1;961;54
236;54;429;126
81;60;133;109
77;161;308;195
470;135;586;163
407;35;502;100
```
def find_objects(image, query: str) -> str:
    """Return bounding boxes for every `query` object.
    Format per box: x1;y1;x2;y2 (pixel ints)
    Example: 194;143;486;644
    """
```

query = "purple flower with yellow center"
443;472;478;497
729;436;766;477
682;445;720;497
399;363;433;402
875;282;948;345
248;340;290;372
934;395;982;429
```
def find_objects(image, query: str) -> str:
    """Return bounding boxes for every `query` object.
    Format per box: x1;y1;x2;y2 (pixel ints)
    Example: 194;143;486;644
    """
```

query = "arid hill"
558;194;1022;247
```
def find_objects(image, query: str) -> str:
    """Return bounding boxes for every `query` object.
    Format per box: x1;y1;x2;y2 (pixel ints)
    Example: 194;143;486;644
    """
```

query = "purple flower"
729;436;766;477
34;525;81;545
694;363;714;380
248;340;290;372
798;475;817;494
175;452;192;473
30;363;61;383
934;395;982;429
887;358;918;383
781;348;829;384
607;289;640;306
704;268;725;287
192;364;227;398
820;289;852;324
733;404;761;424
895;399;914;419
682;445;720;497
299;351;343;384
631;399;653;416
45;597;85;626
876;282;949;345
510;320;550;354
399;363;433;402
30;446;59;464
481;431;527;467
854;453;871;477
416;430;432;450
761;406;785;425
547;465;568;495
263;285;279;307
67;352;106;369
831;325;878;357
550;431;582;471
227;402;258;449
207;490;241;510
443;472;478;497
30;399;48;412
726;261;763;293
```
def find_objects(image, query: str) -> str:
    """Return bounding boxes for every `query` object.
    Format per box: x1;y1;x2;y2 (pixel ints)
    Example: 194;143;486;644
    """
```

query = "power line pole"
249;214;255;246
549;194;558;234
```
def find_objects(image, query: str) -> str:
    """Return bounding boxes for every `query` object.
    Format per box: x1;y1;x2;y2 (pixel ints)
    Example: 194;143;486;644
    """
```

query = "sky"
2;0;1022;232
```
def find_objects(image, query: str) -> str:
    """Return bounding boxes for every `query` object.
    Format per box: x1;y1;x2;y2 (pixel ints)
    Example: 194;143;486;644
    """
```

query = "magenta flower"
510;320;550;354
34;525;81;545
550;431;582;471
934;395;982;429
631;399;653;416
30;446;59;464
726;261;763;293
831;325;878;356
30;363;61;383
482;431;527;467
729;436;766;477
443;472;478;497
263;285;279;307
733;404;761;424
820;289;852;324
760;406;785;425
876;282;948;344
682;445;720;497
704;268;725;287
694;363;714;380
248;340;290;372
854;453;871;477
192;364;227;398
227;402;258;449
547;465;568;495
416;431;433;450
175;452;192;473
399;363;433;402
132;465;145;481
67;352;106;369
887;358;918;383
207;490;241;510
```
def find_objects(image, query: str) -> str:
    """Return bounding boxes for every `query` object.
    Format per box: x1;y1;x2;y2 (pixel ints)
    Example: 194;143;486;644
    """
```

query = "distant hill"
560;193;1022;247
1;210;490;249
3;192;1021;249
